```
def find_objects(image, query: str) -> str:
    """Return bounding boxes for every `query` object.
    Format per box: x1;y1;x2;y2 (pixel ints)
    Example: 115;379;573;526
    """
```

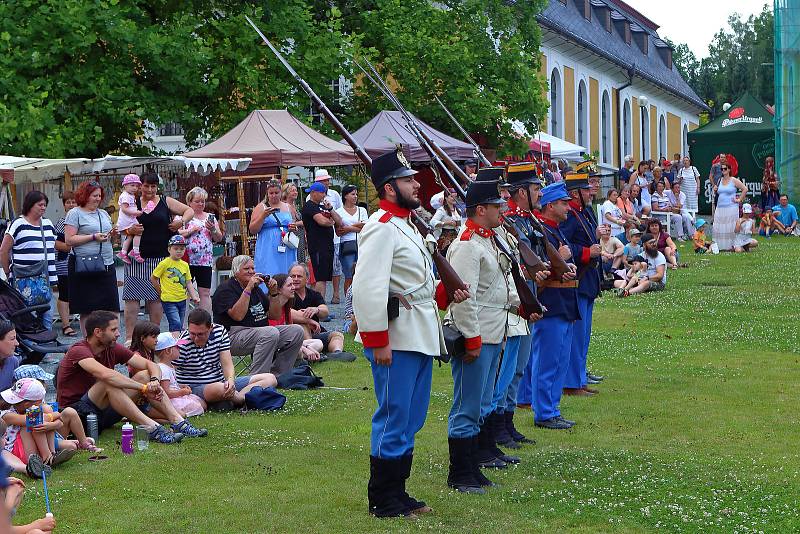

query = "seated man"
176;308;279;408
666;182;695;240
56;310;206;444
627;233;667;295
212;255;304;378
288;262;355;362
772;194;799;236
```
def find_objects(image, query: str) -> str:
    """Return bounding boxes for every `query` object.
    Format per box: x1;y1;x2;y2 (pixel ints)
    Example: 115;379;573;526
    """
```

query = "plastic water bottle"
86;413;99;443
121;421;134;455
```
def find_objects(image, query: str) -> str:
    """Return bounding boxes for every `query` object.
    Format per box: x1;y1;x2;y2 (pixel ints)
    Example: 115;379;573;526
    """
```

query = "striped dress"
6;216;57;284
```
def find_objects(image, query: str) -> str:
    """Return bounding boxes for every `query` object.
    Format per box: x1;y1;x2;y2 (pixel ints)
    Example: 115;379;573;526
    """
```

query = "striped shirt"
53;217;69;276
7;216;57;284
174;324;231;385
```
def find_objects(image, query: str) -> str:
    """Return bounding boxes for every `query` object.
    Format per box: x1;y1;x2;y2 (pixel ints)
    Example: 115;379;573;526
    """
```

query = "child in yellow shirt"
692;218;713;253
151;235;200;331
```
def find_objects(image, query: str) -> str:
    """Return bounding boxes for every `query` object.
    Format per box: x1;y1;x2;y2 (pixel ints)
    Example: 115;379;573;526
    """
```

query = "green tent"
688;92;775;214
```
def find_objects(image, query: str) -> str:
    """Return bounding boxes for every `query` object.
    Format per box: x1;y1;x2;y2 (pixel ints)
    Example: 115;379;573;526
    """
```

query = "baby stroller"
0;278;72;364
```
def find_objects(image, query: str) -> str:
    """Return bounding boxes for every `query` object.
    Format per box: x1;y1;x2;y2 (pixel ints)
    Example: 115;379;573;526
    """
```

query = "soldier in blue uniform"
560;162;603;396
529;182;580;430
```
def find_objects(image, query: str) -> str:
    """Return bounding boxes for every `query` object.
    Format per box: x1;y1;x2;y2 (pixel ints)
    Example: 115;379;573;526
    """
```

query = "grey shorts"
189;376;252;401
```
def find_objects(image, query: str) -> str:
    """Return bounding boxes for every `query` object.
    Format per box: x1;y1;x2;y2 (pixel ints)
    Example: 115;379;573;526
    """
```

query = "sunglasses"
721;167;729;171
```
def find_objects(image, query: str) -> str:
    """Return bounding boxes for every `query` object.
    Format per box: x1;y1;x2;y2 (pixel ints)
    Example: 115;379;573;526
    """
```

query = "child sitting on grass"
0;379;75;475
154;333;206;418
692;219;713;253
0;452;57;533
734;204;759;253
151;235;200;332
759;207;773;238
614;256;647;297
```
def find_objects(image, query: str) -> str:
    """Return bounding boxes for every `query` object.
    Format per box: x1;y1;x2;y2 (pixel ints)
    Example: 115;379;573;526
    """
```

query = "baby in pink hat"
117;173;145;264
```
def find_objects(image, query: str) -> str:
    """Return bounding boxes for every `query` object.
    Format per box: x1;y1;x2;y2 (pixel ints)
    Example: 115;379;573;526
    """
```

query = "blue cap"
13;365;54;382
695;218;706;228
168;234;187;246
540;182;571;206
305;182;328;194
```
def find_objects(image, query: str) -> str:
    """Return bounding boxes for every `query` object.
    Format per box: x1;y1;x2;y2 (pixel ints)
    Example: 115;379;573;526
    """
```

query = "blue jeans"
448;342;503;438
339;250;357;280
365;349;433;459
162;300;186;332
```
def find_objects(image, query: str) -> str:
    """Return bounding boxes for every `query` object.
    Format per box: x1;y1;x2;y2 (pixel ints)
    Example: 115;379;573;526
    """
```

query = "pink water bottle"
121;421;134;455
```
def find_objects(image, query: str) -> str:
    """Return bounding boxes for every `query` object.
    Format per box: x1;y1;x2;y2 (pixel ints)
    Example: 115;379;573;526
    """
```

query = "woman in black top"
122;172;193;341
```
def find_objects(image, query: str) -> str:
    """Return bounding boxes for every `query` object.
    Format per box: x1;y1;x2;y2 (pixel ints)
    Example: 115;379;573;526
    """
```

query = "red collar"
465;218;494;238
568;199;583;212
539;215;560;229
379;199;411;218
505;199;531;218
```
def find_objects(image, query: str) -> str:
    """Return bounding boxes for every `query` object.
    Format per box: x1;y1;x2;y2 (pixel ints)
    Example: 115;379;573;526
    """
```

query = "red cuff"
360;330;389;348
580;246;592;264
435;281;450;310
464;336;482;351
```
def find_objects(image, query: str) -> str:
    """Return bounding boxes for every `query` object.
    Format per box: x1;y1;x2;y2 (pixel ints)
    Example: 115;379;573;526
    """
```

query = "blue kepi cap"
540;182;571;206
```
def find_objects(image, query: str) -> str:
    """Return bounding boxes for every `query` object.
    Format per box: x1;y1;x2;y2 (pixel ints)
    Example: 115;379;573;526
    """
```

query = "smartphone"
255;273;270;282
207;213;216;224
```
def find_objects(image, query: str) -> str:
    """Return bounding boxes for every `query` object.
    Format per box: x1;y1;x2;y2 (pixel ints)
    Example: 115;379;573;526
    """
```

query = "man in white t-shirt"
628;233;666;294
666;182;695;240
314;169;343;303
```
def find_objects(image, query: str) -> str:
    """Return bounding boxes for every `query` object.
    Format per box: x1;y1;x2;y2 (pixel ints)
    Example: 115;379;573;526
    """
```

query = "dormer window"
574;0;590;20
592;2;611;32
633;30;648;55
657;45;673;69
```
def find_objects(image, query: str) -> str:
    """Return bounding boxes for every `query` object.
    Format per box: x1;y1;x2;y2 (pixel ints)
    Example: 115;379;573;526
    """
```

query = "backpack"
276;363;324;390
244;386;287;411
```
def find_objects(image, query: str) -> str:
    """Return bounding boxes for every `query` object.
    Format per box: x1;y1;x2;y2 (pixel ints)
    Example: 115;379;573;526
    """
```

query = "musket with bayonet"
433;95;571;280
243;15;468;302
352;56;544;316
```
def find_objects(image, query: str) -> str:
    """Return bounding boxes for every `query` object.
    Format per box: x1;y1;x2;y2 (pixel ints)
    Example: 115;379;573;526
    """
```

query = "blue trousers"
564;296;594;389
531;316;574;422
162;300;186;332
490;335;521;413
365;349;432;459
517;340;534;406
448;343;503;438
505;330;533;411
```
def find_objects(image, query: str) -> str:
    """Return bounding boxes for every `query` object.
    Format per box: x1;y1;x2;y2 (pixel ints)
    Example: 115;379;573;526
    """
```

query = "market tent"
182;109;360;169
688;92;775;213
529;132;586;162
348;110;474;162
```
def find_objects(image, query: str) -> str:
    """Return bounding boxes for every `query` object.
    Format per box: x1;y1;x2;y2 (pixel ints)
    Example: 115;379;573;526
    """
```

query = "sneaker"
148;424;184;444
26;454;52;479
325;350;357;362
534;417;572;430
556;415;576;427
51;448;77;466
116;251;131;265
129;250;145;263
172;419;208;438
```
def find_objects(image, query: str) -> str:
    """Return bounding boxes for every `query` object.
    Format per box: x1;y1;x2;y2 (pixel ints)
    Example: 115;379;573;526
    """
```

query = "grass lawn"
13;236;800;533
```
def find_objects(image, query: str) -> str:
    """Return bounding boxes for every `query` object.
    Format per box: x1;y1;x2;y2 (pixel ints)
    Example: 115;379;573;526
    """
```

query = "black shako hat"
466;167;505;208
506;161;542;187
370;148;417;189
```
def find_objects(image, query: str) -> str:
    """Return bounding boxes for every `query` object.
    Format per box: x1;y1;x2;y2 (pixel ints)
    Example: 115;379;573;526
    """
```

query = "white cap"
155;332;187;351
1;378;46;404
742;203;753;214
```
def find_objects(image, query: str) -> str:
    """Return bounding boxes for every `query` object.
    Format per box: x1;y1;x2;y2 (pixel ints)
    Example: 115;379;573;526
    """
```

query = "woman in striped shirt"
0;191;57;330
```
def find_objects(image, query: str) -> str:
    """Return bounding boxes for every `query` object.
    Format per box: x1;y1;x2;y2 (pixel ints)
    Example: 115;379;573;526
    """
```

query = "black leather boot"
368;455;413;517
447;437;485;494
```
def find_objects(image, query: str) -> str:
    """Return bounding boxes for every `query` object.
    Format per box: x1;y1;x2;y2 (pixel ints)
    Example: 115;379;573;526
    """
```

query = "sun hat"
168;235;187;247
155;332;188;351
314;169;332;182
122;174;141;186
305;182;328;194
1;378;46;404
13;365;54;382
695;218;707;229
742;203;753;214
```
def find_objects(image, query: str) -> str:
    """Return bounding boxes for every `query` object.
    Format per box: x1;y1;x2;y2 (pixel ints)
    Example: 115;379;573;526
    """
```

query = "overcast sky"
623;0;771;58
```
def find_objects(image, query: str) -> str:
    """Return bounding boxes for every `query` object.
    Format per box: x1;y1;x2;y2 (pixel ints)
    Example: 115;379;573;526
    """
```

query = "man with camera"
211;255;304;378
302;181;344;296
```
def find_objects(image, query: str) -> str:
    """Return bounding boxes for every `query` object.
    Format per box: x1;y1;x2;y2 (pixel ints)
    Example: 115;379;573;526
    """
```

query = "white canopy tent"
509;121;587;162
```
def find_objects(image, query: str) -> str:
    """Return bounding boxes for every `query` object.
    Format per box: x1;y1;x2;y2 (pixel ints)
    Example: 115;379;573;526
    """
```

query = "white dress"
733;219;754;248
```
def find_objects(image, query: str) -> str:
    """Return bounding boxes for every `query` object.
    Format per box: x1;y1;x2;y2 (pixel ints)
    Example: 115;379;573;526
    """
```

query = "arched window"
577;81;587;148
623;99;632;159
682;124;688;156
549;68;562;138
601;91;611;163
658;115;667;160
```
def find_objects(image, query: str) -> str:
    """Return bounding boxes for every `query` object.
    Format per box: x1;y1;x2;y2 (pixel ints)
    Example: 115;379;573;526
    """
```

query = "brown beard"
645;246;659;258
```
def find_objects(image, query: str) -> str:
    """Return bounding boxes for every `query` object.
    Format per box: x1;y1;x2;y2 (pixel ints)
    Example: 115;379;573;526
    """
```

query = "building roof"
537;0;708;111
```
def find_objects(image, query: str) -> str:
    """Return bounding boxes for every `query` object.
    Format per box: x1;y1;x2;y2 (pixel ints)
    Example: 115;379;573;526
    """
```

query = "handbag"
11;221;52;306
74;211;107;275
340;239;357;256
272;213;299;250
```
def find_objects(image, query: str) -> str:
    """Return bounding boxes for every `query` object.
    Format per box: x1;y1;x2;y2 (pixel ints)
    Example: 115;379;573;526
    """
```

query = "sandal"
61;326;77;337
79;438;103;453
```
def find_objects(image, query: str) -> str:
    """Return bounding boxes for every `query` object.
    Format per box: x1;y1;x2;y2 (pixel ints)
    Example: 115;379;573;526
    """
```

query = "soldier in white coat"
353;149;468;518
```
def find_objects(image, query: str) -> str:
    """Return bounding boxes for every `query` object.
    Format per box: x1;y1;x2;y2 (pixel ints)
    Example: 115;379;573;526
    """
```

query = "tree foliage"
667;5;774;119
0;0;548;159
